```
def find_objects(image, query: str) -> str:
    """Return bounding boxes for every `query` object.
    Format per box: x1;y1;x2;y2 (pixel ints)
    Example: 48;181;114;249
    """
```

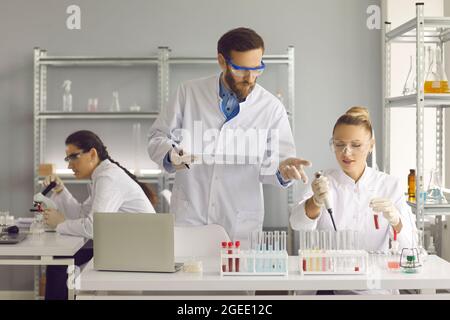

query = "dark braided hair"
65;130;158;206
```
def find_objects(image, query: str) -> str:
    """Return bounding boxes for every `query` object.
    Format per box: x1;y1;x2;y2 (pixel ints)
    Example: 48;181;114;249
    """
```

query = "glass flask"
426;169;447;204
402;55;416;95
424;46;449;93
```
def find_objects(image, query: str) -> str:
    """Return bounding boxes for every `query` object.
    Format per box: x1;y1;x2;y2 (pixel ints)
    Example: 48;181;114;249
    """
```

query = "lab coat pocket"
170;185;190;219
234;210;263;241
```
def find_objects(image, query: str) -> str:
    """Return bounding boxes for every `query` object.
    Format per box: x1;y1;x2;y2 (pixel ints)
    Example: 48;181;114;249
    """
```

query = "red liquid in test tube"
235;241;240;273
374;213;380;229
227;242;233;272
221;241;227;272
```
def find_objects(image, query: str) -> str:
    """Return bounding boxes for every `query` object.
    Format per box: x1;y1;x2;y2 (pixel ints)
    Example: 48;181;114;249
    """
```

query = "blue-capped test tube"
256;231;264;272
274;231;280;272
267;232;273;272
280;231;287;272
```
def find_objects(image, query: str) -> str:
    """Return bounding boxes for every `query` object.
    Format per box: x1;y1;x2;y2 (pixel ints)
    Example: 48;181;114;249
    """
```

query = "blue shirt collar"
219;74;234;99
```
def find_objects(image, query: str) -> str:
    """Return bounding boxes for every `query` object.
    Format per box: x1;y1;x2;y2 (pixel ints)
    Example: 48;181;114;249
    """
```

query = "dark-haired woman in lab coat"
42;130;156;299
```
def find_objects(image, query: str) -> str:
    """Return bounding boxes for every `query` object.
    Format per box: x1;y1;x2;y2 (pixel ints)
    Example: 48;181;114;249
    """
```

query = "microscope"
31;181;58;213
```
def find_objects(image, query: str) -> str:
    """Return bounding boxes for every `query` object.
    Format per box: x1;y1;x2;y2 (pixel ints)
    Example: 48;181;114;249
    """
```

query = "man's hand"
278;158;312;183
169;148;196;171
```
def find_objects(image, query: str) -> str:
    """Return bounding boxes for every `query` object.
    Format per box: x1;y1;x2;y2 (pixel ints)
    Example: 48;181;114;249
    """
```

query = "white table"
0;232;87;300
75;255;450;299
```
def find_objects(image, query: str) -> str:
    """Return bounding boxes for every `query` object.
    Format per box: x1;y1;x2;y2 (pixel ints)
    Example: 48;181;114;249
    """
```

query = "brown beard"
224;69;256;102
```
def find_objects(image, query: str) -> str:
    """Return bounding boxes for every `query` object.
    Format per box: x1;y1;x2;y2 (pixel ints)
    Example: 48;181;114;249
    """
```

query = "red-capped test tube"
373;213;380;229
227;242;233;272
235;241;241;272
221;241;227;272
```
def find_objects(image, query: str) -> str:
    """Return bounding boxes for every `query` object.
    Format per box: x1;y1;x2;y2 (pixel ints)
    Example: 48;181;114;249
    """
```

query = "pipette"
314;171;337;231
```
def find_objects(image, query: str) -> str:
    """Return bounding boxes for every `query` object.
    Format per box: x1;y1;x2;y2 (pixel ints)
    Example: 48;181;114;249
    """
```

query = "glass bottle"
408;169;416;202
426;169;447;204
62;80;73;112
110;91;121;112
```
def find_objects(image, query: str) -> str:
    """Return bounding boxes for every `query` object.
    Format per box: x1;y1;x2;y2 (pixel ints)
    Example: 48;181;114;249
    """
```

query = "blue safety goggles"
226;58;265;77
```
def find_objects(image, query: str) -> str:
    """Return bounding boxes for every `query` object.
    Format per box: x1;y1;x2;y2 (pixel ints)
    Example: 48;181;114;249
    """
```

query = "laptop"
93;213;183;273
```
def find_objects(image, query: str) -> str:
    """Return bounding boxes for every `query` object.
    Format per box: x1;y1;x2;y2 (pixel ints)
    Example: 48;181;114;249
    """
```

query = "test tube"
256;231;264;272
249;231;257;272
299;231;306;271
373;212;380;229
280;231;287;273
266;232;273;272
274;231;280;272
221;241;228;272
235;241;241;273
227;241;233;272
319;231;327;272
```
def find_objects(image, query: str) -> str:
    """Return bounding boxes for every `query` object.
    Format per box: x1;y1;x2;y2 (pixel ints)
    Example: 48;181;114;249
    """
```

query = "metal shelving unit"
33;45;295;214
383;3;450;254
33;47;166;200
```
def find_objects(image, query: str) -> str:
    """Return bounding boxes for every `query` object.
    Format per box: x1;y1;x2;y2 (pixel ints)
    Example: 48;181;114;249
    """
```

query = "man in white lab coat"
148;27;310;242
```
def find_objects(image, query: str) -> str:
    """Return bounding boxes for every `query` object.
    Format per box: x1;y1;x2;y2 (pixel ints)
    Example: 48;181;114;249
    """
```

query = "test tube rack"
298;250;368;275
220;250;288;276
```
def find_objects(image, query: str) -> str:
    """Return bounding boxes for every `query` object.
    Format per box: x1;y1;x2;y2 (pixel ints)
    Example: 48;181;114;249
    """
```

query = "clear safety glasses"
226;58;265;78
329;139;372;155
64;151;85;163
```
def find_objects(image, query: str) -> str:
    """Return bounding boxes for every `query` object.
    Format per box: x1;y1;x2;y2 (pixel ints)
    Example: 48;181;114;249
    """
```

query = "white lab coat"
147;74;296;242
51;159;155;239
290;166;417;252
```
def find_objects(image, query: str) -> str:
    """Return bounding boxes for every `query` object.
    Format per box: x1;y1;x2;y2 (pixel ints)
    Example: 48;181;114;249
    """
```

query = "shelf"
407;202;450;215
386;17;450;43
37;111;159;120
385;94;450;108
38;56;159;67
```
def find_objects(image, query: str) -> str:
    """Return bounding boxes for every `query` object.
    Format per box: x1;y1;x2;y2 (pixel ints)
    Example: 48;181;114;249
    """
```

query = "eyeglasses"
226;58;265;77
64;152;84;163
330;139;372;154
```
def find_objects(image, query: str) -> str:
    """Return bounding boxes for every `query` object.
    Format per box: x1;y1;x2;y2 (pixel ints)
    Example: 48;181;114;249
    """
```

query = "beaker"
426;169;447;204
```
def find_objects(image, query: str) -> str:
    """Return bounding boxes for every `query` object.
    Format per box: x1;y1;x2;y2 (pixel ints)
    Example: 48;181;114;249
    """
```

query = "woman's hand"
43;175;65;194
43;208;65;229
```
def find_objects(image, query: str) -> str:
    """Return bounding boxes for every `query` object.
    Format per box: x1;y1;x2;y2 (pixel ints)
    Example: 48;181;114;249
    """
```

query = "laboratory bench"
75;255;450;299
0;232;87;300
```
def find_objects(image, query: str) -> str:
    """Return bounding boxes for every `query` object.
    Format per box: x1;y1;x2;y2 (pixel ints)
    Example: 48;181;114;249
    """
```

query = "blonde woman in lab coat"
42;130;156;299
290;107;416;294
